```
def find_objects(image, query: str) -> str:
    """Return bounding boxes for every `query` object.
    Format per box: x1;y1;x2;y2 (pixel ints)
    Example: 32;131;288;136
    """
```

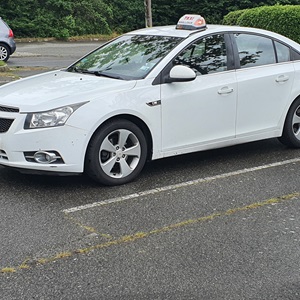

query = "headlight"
24;103;87;129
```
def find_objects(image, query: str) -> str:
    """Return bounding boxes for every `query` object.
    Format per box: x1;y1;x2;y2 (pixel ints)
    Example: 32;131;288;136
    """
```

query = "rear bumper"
8;38;16;54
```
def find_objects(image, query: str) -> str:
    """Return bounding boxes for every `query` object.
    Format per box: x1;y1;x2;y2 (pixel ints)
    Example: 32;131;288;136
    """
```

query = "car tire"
85;119;148;185
0;43;10;62
278;97;300;148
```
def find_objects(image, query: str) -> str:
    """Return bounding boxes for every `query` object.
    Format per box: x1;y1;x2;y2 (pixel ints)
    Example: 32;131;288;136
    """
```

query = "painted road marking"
63;158;300;214
2;192;299;274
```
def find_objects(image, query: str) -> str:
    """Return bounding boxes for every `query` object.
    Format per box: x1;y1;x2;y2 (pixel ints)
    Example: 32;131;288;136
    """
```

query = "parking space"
1;152;300;276
63;158;300;239
1;153;300;299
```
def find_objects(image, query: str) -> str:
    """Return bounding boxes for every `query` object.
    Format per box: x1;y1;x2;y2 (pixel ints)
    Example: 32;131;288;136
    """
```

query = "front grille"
0;118;14;133
0;105;19;113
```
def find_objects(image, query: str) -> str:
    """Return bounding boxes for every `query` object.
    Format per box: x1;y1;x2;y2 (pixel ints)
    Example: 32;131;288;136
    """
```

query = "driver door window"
174;34;228;75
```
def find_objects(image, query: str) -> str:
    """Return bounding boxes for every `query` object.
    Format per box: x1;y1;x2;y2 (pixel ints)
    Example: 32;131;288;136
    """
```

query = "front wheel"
0;43;10;62
85;119;148;185
279;98;300;148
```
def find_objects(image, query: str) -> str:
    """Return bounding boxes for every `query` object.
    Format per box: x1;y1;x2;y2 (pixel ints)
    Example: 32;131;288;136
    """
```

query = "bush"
222;9;249;26
2;0;112;38
223;5;300;43
3;0;300;38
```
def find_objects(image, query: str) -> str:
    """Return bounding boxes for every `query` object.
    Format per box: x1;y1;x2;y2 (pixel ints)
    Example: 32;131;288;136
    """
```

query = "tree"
104;0;144;32
144;0;152;27
0;0;112;38
1;0;299;37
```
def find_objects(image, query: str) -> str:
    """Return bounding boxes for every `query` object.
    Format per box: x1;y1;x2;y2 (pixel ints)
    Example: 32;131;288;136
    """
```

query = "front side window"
67;35;182;80
174;34;227;75
235;34;276;68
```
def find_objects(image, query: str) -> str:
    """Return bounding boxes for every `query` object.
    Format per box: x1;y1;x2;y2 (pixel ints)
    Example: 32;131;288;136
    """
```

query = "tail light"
8;29;14;38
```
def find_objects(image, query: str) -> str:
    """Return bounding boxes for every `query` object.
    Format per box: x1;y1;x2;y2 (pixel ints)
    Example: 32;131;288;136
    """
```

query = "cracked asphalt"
1;42;300;299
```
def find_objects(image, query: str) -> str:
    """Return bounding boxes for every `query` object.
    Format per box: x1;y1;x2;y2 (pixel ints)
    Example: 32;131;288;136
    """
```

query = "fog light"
34;151;58;164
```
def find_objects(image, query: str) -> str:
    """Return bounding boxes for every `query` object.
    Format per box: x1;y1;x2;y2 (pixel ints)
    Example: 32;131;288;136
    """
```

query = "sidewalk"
0;65;52;85
0;41;100;85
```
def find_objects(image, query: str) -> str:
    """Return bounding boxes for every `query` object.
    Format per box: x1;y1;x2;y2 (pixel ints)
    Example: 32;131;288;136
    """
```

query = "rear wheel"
85;119;147;185
279;98;300;148
0;43;10;62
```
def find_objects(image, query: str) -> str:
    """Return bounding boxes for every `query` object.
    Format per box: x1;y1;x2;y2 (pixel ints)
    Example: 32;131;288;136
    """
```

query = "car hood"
0;70;137;112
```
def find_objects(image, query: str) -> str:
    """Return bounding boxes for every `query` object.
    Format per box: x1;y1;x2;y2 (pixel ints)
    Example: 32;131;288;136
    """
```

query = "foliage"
0;0;299;38
222;9;250;26
151;0;299;26
105;0;144;33
223;5;300;43
0;0;112;39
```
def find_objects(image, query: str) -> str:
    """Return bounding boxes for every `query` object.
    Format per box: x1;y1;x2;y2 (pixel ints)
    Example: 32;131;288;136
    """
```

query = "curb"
0;64;9;72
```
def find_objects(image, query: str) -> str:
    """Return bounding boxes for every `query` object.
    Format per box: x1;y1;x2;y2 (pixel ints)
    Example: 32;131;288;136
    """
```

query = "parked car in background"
0;17;16;62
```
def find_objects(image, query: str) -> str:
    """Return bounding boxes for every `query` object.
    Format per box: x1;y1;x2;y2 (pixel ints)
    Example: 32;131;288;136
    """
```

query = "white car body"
0;21;300;184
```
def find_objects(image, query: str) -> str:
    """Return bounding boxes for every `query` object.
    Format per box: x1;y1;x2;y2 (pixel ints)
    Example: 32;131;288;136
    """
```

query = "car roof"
127;24;229;38
127;24;300;50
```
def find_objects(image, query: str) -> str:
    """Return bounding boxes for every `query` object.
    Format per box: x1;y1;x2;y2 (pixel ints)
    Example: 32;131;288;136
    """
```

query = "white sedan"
0;15;300;185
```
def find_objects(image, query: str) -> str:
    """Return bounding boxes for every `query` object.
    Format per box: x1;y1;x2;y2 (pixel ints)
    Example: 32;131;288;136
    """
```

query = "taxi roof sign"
176;14;207;31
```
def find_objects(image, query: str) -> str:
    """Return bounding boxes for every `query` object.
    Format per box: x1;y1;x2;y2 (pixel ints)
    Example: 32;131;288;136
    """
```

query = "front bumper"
0;109;89;174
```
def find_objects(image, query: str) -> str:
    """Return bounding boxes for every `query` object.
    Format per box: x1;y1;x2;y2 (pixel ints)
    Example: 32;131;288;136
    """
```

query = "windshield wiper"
70;67;123;80
94;71;123;80
68;67;90;74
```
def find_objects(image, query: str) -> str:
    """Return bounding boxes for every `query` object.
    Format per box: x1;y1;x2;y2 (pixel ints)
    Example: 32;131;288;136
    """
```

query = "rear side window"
234;33;276;68
275;41;290;62
292;49;300;61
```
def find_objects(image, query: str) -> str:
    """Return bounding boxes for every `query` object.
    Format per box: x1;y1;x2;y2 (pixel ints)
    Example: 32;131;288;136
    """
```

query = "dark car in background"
0;17;16;62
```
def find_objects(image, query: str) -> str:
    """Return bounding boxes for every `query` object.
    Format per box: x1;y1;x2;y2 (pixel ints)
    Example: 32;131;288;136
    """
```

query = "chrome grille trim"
24;151;65;164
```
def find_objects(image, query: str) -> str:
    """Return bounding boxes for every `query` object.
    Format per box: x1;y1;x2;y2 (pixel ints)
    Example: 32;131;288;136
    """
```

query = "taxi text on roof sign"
176;14;207;31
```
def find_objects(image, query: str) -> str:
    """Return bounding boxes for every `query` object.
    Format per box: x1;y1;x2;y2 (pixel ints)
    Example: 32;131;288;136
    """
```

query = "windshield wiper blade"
71;67;123;79
93;71;123;80
70;67;92;74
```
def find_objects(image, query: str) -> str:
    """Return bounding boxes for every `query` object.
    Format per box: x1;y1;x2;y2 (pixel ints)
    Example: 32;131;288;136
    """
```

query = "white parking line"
62;157;300;214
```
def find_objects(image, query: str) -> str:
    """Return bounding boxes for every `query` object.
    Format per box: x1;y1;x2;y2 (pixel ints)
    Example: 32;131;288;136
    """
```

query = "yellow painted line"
64;213;113;240
1;192;299;274
63;158;300;214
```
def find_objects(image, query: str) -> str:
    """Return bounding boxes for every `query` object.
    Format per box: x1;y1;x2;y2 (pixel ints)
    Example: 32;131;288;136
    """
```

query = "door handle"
218;87;234;95
276;75;289;83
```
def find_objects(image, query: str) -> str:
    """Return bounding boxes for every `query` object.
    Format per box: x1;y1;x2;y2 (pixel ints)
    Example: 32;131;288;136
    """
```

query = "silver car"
0;17;16;62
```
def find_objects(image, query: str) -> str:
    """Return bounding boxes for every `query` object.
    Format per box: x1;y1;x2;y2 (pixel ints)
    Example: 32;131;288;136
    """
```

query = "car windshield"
67;34;182;80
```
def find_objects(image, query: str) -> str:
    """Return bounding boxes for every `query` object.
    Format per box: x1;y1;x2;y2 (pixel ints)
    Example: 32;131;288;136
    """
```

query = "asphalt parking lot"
1;43;300;299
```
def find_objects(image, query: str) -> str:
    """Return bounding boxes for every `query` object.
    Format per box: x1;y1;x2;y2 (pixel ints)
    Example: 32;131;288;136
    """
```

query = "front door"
161;34;237;153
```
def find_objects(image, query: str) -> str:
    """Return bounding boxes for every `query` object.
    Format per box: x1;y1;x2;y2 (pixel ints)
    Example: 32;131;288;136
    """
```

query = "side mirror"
168;65;196;83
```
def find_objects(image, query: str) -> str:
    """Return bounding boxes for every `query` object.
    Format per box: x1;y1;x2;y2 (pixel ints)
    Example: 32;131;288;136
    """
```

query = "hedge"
223;5;300;44
223;9;248;26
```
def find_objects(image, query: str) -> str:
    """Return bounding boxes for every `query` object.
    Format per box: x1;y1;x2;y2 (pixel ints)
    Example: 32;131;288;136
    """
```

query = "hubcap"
99;129;141;178
0;46;8;61
292;105;300;140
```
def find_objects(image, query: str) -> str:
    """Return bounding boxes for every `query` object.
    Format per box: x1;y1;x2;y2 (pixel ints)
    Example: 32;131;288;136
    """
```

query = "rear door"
233;33;295;137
